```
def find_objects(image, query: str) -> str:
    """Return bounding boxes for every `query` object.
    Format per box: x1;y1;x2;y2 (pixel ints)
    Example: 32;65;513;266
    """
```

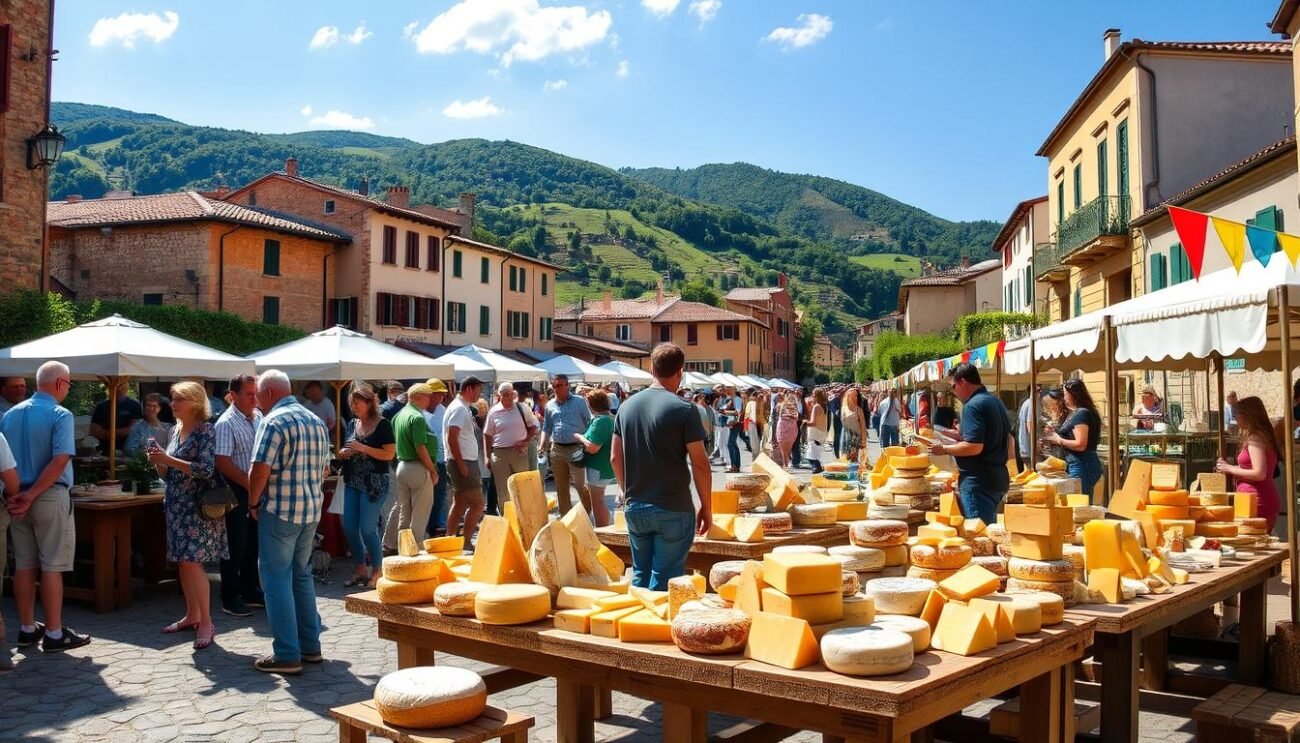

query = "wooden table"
69;495;164;613
347;592;1093;743
595;524;849;573
1065;546;1286;742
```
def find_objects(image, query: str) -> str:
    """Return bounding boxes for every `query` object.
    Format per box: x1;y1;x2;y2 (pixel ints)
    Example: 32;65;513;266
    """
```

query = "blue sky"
54;0;1285;222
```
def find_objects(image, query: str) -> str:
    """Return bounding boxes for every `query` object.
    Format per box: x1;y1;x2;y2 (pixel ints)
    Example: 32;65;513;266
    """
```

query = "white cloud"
409;0;613;67
346;24;373;44
310;23;371;50
642;0;680;17
308;110;375;130
764;13;832;50
402;20;421;39
443;96;505;119
689;0;721;24
616;60;630;78
543;79;568;91
88;10;180;49
300;104;314;117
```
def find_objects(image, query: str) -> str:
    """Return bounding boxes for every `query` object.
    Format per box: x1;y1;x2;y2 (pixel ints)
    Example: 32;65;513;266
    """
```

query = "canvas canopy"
601;360;654;388
247;326;453;381
534;354;624;384
737;374;772;389
435;344;548;384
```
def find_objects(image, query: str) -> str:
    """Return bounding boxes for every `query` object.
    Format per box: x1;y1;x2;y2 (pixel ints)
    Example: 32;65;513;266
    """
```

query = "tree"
531;225;549;256
854;356;872;383
795;309;824;383
597;265;612;282
621;279;647;299
568;230;581;252
679;280;721;307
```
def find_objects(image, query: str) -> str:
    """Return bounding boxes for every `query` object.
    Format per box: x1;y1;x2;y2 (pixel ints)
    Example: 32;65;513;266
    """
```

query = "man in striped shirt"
248;369;330;675
214;374;264;618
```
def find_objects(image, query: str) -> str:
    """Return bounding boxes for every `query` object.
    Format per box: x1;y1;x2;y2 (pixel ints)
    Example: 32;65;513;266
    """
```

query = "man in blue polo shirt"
926;363;1011;524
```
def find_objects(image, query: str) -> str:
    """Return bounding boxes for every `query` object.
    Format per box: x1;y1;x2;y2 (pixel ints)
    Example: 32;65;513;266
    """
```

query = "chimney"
602;290;612;312
961;256;971;270
387;186;410;209
656;279;665;305
359;177;369;197
777;272;788;289
458;192;477;232
65;194;82;203
1104;28;1121;60
285;157;299;177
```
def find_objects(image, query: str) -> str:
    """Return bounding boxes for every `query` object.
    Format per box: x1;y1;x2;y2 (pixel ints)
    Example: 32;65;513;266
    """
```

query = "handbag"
194;474;237;522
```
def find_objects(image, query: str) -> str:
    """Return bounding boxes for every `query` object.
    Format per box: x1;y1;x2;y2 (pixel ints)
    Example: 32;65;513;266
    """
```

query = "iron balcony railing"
1057;195;1131;257
1033;241;1064;279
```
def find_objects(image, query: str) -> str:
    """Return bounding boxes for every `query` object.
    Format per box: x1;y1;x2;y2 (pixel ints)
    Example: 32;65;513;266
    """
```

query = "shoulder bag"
195;472;237;522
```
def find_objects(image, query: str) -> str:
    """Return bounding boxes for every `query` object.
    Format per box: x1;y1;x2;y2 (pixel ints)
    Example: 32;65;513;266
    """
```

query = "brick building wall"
0;0;54;291
211;226;335;331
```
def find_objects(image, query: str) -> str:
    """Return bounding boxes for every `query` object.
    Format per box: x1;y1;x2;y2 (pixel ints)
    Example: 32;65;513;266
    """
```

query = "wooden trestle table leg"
1017;662;1074;743
556;678;596;743
395;640;434;669
1140;629;1168;692
593;686;612;720
90;512;116;613
661;701;706;742
1239;580;1267;685
1097;631;1139;743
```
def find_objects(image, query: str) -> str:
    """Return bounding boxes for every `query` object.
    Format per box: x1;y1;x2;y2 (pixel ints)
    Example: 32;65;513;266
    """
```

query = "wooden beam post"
1280;286;1298;624
331;380;348;452
1213;355;1225;461
1103;318;1120;506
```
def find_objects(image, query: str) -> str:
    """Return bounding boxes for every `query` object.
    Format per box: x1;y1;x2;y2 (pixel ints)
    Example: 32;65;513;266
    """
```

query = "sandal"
194;626;216;650
162;620;199;634
343;574;369;588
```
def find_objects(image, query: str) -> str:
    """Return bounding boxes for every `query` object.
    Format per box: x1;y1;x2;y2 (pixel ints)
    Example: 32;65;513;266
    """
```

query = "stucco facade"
898;259;1002;337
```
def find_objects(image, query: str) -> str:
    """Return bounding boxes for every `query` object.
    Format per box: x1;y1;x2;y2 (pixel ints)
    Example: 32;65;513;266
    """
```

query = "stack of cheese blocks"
912;491;1004;584
1192;472;1268;542
703;488;769;544
1001;497;1077;606
848;518;911;578
881;448;936;512
722;471;772;513
375;529;460;605
1081;518;1187;603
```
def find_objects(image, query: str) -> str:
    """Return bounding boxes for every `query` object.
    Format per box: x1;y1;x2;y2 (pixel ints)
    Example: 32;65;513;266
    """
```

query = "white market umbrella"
714;373;750;389
680;371;716;389
769;378;802;390
601;360;654;388
535;354;624;384
738;375;771;389
436;352;496;385
437;344;548;385
0;314;257;476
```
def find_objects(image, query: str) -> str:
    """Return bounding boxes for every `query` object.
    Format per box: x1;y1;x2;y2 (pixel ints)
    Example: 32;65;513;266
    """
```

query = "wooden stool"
331;702;535;743
1192;683;1300;742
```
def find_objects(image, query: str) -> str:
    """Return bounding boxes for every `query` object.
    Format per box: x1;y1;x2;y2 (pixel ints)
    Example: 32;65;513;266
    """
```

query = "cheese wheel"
851;519;909;547
1007;557;1075;582
871;614;931;652
1062;545;1087;578
972;594;1042;635
746;512;792;534
829;545;886;572
970;536;996;556
1006;577;1076;606
895;453;930;469
886;477;930;495
874;565;909;579
891;468;928;480
868;503;910;520
1073;505;1105;523
382;554;441;582
709;560;748;590
864;577;936;616
880;545;908;567
474;584;551;625
1146;504;1190;521
724;473;770;492
376;576;439;605
909;544;972;570
841;571;861;596
669;609;751;655
1006;589;1065;625
820;626;914;676
373;666;487;728
842;593;876;623
1196;521;1239;538
1238;517;1269;534
1148;489;1189;506
1202;504;1235;521
772;545;829;555
424;536;465;554
434;581;487;616
790;503;839;526
906;565;958;582
985;523;1009;545
971;555;1009;576
700;594;732;609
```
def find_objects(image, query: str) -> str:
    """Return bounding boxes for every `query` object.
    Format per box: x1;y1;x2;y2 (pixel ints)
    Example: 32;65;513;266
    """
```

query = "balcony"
1057;194;1132;265
1033;241;1068;282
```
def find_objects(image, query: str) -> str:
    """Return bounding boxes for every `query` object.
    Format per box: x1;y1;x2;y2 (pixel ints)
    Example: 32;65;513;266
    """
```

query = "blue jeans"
431;462;450;534
727;426;742;469
625;502;695;590
258;512;321;663
341;484;383;572
879;424;900;448
1067;451;1103;501
958;474;1005;526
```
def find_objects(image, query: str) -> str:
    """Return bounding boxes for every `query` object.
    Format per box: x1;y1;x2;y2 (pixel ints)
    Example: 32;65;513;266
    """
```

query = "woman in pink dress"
774;391;800;469
1215;396;1280;531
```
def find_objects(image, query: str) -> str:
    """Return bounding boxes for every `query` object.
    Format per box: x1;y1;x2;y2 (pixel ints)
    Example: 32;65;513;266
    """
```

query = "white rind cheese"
820;626;914;676
863;577;936;616
374;666;487;729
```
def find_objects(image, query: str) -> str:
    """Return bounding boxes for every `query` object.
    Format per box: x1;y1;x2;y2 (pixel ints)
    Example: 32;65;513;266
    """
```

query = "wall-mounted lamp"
27;124;65;170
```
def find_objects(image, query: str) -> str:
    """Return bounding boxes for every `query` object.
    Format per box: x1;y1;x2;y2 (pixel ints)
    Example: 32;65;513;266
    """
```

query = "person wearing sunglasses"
927;363;1012;524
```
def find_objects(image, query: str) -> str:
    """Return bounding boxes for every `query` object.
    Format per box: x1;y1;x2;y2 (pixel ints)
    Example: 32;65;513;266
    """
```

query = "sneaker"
221;598;253;618
301;652;323;664
242;593;266;608
254;655;302;675
42;627;91;653
16;623;44;648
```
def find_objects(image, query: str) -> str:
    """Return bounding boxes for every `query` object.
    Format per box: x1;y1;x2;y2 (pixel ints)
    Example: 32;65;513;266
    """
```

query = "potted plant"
121;452;158;495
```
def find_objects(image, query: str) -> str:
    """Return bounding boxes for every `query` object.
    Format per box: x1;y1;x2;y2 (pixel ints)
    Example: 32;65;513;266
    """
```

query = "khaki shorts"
11;485;75;572
448;460;484;501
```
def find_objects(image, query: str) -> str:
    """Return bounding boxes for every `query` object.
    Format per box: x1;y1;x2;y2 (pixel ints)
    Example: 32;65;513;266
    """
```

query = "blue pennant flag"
1246;224;1278;267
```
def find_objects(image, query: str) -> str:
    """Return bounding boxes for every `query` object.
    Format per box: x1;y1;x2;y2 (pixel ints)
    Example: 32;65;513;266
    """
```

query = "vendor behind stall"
926;363;1011;524
1048;379;1103;497
1131;385;1165;431
1215;396;1281;531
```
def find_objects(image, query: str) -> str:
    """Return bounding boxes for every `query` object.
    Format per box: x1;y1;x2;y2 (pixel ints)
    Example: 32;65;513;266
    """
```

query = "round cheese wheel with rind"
724;473;770;492
820;626;914;676
850;519;909;547
909;544;972;570
382;554;441;582
841;571;861;596
1008;557;1075;582
1004;589;1064;624
868;503;910;520
871;615;931;652
842;592;876;623
830;547;885;573
670;609;751;655
971;555;1008;576
474;584;551;625
1072;505;1105;523
864;577;936;616
1061;545;1087;576
374;666;487;728
677;599;710;614
700;593;733;609
886;477;930;495
434;581;487;617
985;523;1009;545
970;536;996;556
376;576;439;605
1006;577;1076;607
790;503;839;526
772;545;828;555
893;454;929;470
737;491;770;512
880;545;908;567
906;565;958;582
708;560;748;590
746;512;792;534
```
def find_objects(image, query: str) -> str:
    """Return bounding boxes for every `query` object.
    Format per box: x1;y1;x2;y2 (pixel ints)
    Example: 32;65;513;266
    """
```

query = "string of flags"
1168;205;1300;278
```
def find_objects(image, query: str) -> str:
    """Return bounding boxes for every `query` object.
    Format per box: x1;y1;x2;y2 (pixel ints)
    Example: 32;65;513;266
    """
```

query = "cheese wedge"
469;516;532;585
733;517;766;543
735;561;765;617
967;596;1016;643
618;609;673;643
554;608;599;633
932;602;997;656
590;605;645;638
937;564;1000;601
1088;567;1122;603
919;590;947;631
745;612;820;669
707;514;737;541
711;490;740;515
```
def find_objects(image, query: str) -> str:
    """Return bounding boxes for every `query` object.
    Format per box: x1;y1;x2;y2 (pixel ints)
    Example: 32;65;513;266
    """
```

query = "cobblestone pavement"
0;434;1284;741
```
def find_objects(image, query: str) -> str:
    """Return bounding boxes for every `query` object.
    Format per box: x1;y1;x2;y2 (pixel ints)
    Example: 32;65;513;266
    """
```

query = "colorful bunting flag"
1168;206;1210;279
1246;224;1278;267
1280;233;1300;268
1211;216;1247;273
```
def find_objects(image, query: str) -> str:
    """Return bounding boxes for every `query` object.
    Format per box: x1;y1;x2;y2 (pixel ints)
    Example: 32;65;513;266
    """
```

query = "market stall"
600;360;654;389
532;354;625;385
433;344;549;386
593;524;849;573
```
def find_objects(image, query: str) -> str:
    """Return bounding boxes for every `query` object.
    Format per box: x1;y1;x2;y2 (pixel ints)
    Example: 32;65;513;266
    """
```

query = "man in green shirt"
384;383;439;553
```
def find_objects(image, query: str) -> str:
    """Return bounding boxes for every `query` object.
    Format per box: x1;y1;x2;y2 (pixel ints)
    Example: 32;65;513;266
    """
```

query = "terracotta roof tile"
552;332;650;357
225;172;463;230
653;299;769;327
557;295;768;327
47;191;352;242
1130;136;1297;227
724;286;783;302
446;234;565;271
990;195;1048;253
900;258;1001;288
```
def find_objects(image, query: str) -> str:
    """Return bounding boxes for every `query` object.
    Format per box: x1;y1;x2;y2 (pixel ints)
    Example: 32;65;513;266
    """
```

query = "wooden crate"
1192;684;1300;742
988;696;1100;738
331;701;534;743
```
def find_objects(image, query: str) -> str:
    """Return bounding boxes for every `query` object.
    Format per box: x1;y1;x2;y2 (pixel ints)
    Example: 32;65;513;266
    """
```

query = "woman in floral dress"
149;380;227;649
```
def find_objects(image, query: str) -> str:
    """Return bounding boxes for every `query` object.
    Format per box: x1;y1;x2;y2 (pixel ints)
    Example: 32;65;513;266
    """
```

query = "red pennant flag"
961;351;971;363
1168;205;1210;279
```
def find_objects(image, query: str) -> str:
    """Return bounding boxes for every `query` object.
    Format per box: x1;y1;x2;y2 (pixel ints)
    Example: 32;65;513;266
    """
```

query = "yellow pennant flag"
1279;232;1300;268
1211;216;1247;272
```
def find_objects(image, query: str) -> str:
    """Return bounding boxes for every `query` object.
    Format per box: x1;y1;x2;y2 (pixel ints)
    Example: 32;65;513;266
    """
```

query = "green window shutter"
453;251;463;277
480;305;489;335
262;296;280;325
1255;206;1280;232
542;274;548;296
459;303;467;333
1073;164;1082;209
1117;120;1130;198
509;266;517;291
1149;253;1168;291
519;268;526;291
1097;139;1108;198
1170;243;1193;285
263;239;281;276
481;257;490;283
1072;288;1081;317
1057;182;1064;225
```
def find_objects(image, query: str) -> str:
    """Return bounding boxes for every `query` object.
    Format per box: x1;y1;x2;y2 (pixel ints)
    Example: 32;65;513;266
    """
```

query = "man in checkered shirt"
248;369;330;675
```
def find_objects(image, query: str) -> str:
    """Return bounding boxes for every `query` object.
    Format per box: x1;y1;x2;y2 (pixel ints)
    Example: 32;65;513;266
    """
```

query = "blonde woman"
149;381;226;650
840;387;869;465
805;388;829;474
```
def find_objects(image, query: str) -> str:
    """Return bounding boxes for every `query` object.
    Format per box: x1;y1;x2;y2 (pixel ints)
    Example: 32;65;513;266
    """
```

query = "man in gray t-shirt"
613;344;712;590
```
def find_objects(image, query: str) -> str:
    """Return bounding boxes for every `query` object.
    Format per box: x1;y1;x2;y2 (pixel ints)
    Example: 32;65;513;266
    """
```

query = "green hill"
51;102;178;125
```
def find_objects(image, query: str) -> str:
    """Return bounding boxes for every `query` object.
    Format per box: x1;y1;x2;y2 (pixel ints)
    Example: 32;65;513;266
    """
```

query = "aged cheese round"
1148;490;1189;506
1203;505;1235;521
851;519;909;547
747;512;793;534
874;565;909;579
1008;557;1075;582
376;576;439;605
790;503;840;527
970;536;996;556
724;473;770;492
1196;521;1239;538
985;523;1009;545
864;577;936;616
434;581;487;617
880;545;909;567
670;609;751;655
1006;577;1076;606
893;454;930;470
842;593;876;623
871;614;931;652
971;555;1009;576
1005;589;1065;625
909;544;972;570
737;491;770;512
1072;505;1105;523
382;554;441;582
841;570;861;596
677;599;709;614
1062;545;1087;578
906;565;958;582
772;545;829;555
868;503;910;520
374;666;487;729
709;560;748;590
829;545;886;573
474;584;552;625
974;594;1043;635
820;626;914;676
887;477;930;495
1238;517;1269;535
700;594;733;609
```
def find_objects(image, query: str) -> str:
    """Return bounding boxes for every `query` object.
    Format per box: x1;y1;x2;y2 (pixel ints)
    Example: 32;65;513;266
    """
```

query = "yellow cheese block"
1198;492;1231;506
1171;567;1190;585
836;502;869;521
666;574;706;620
717;576;740;603
733;517;766;543
924;511;946;525
932;602;997;656
424;535;463;554
918;524;958;540
895;454;929;470
1150;463;1181;491
760;588;844;625
937;564;1000;601
594;594;641;611
707;514;737;541
1003;504;1073;537
762;553;843;596
1148;555;1176;585
1159;519;1196;538
869;472;888;490
882;446;908;459
967;597;1016;643
1009;533;1064;561
1082;520;1123;573
972;595;1042;636
1203;504;1235;521
711;490;740;515
1145;504;1190;521
1148;490;1189;507
556;587;619;609
1196;521;1239;538
474;584;552;625
554;608;599;633
909;535;941;548
506;469;550;552
1234;492;1258;519
745;612;820;669
1088;567;1122;603
590;605;645;638
397;529;421;557
596;545;626;581
1119;530;1149;578
963;518;987;537
919;590;947;631
618;608;673;643
469;516;532;585
735;561;765;617
939;491;962;518
1065;494;1091;507
751;453;801;512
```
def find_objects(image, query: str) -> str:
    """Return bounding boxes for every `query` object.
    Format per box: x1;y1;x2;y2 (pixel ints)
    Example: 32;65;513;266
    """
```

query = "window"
453;250;463;277
405;231;420;269
659;325;670;342
616;324;631;342
481;256;490;284
1149;253;1168;291
717;323;740;341
447;301;467;333
263;296;280;325
1251;205;1284;233
865;325;873;336
1072;164;1082;209
685;360;721;373
507;310;532;339
263;239;281;276
1096;139;1108;198
324;200;335;215
1072;288;1082;318
687;324;698;345
428;298;440;330
1169;243;1192;286
1023;265;1032;306
142;293;163;306
1056;181;1065;225
480;305;490;335
586;325;594;337
327;297;358;330
1117;120;1130;200
426;236;440;272
518;267;526;292
541;273;549;296
382;226;398;265
539;317;553;341
509;265;518;292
